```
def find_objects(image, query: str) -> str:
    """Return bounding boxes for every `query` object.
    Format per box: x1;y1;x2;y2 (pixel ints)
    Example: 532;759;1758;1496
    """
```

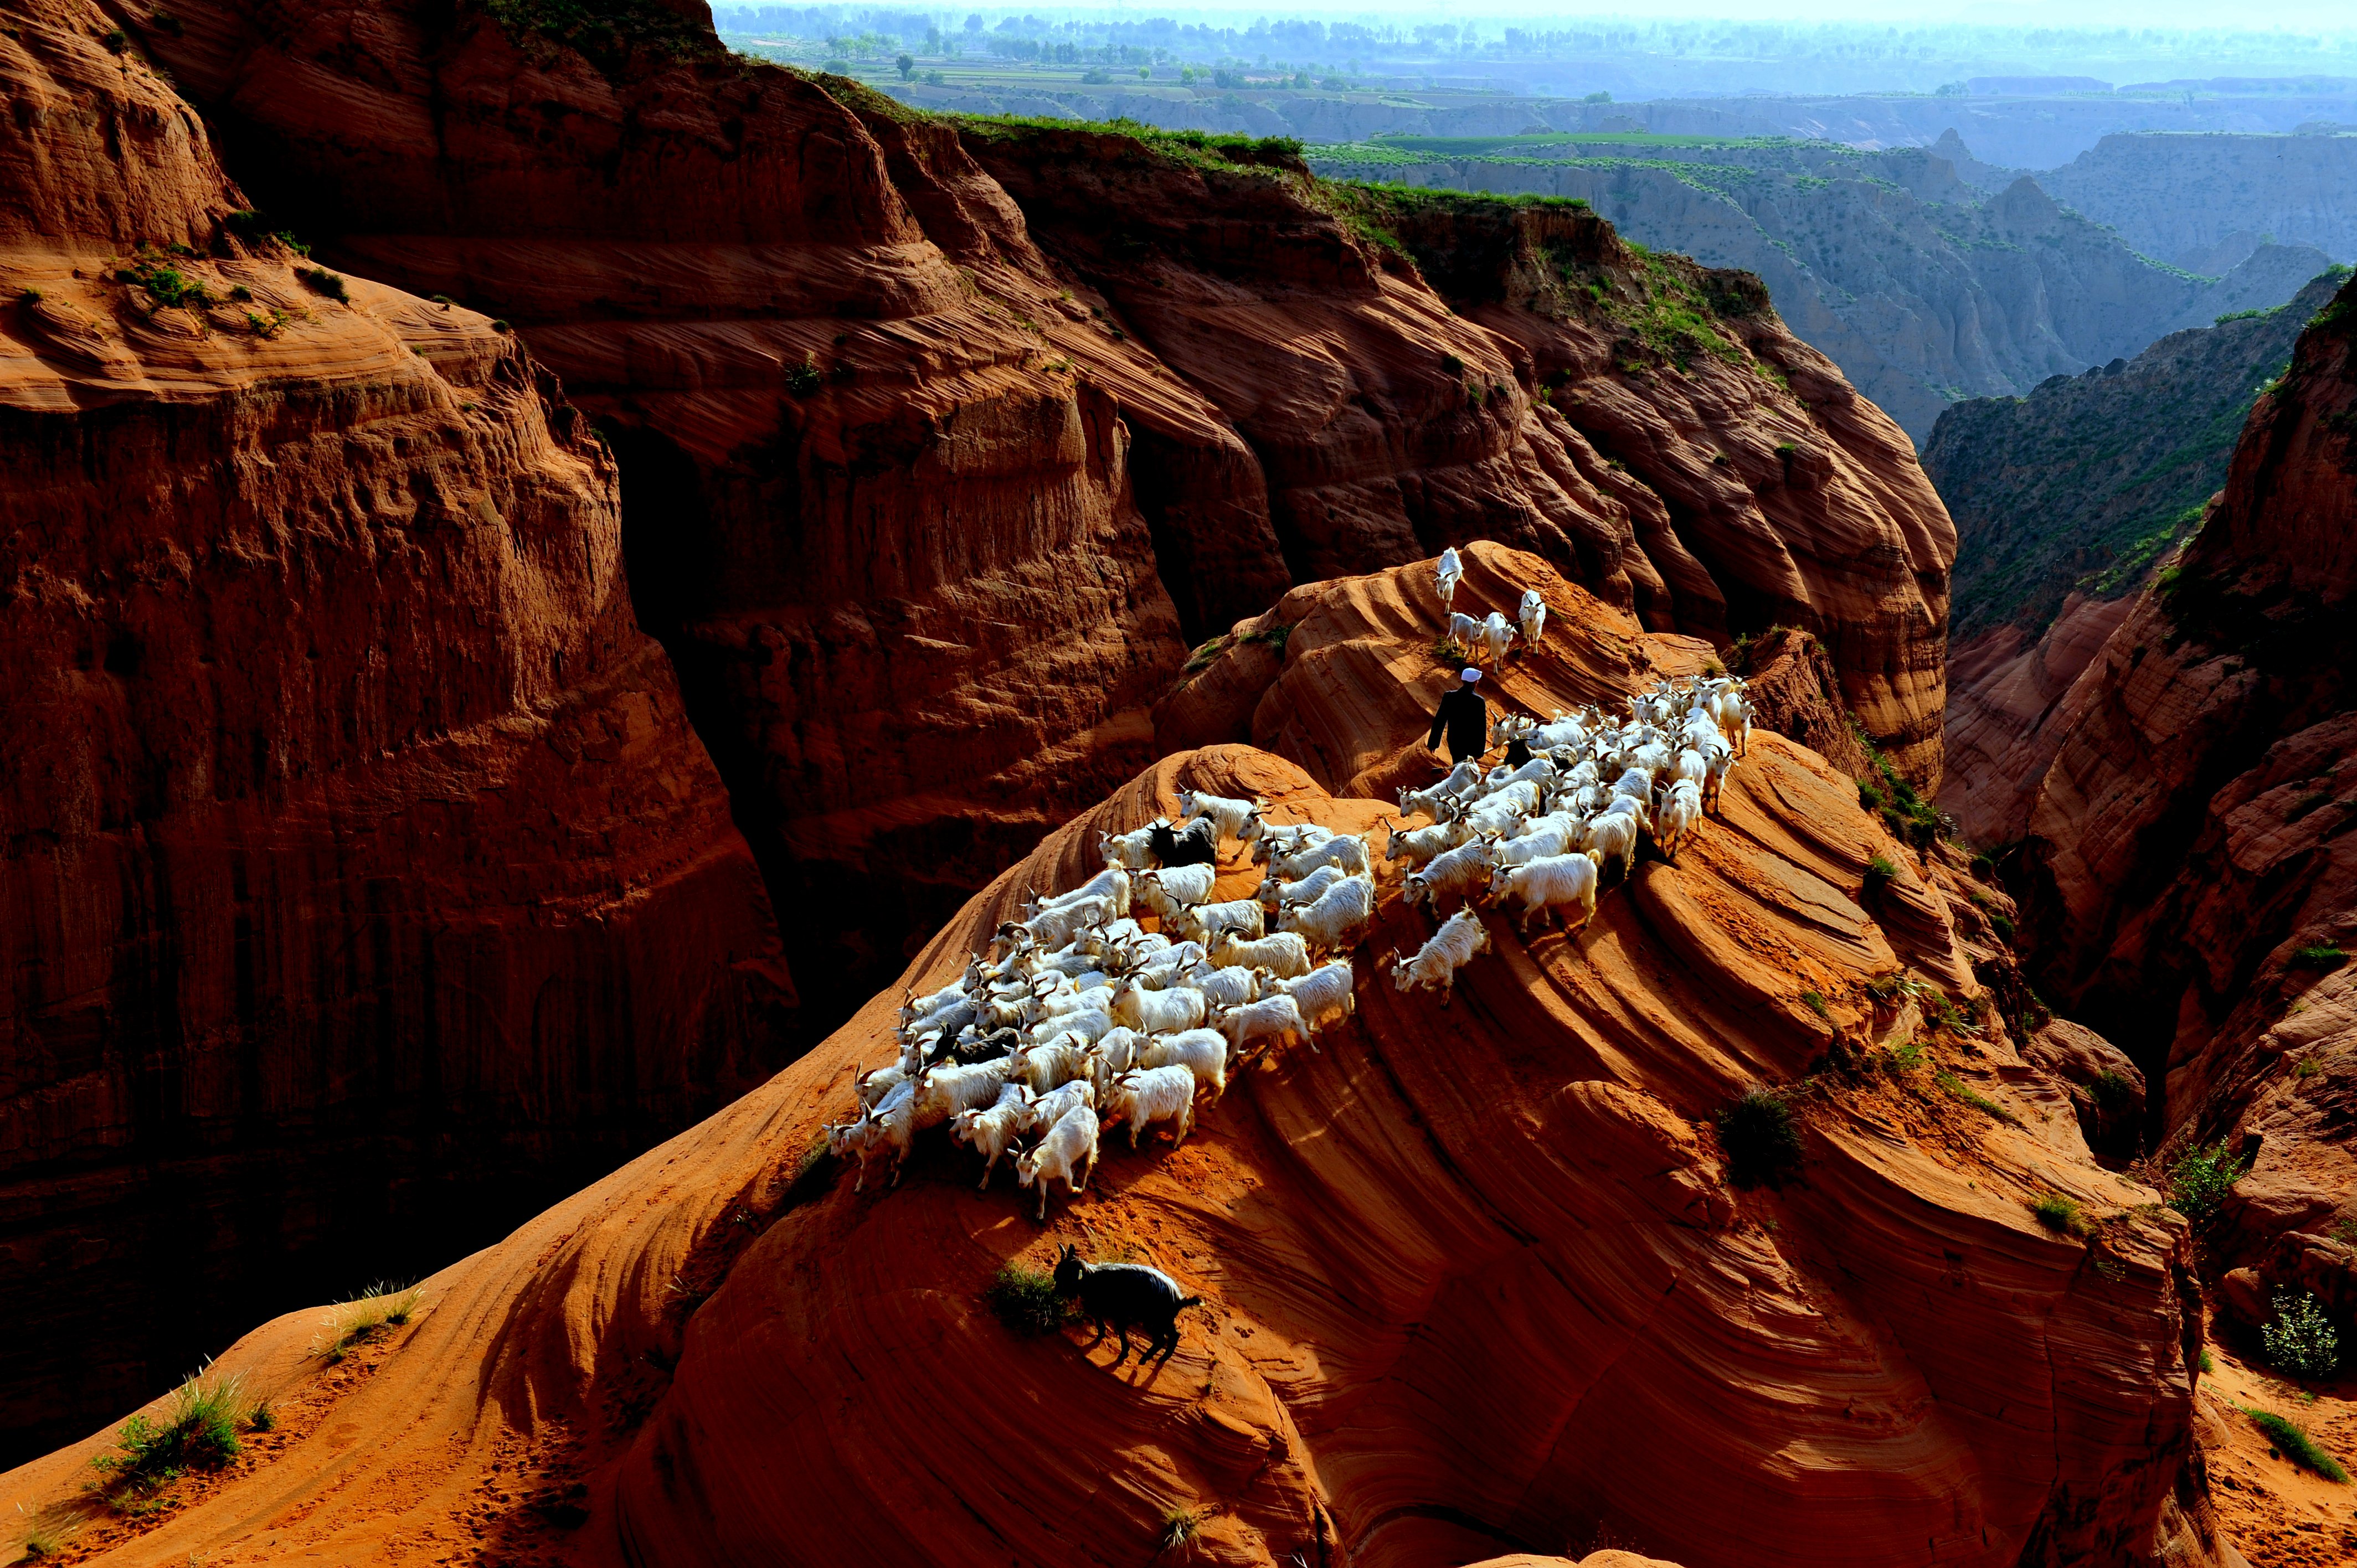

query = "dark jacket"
1428;685;1488;761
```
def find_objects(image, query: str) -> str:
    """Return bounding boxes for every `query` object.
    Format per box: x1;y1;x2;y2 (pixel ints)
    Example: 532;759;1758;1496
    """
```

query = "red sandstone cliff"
0;0;784;1466
2008;274;2357;1313
126;0;1955;1039
0;550;2207;1568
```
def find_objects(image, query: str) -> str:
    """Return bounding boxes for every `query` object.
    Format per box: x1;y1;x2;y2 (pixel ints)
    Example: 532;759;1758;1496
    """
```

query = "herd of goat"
824;553;1758;1222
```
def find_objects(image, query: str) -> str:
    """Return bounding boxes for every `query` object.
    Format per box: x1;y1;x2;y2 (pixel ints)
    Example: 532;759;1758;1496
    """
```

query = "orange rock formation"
127;0;1955;1035
2;550;2217;1568
0;0;784;1464
2001;273;2357;1311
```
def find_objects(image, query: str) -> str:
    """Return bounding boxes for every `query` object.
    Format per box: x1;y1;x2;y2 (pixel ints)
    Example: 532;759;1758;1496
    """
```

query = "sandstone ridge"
1;548;2220;1568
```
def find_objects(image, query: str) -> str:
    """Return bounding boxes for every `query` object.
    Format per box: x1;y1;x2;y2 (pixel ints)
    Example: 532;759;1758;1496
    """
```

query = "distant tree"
1583;89;1611;104
896;53;914;79
964;12;982;34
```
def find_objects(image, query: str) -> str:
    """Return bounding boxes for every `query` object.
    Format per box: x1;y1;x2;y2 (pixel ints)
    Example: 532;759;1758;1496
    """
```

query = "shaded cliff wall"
0;0;786;1464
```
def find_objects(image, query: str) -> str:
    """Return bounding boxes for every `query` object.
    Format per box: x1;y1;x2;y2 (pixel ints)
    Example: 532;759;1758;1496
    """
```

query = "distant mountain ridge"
1306;135;2332;440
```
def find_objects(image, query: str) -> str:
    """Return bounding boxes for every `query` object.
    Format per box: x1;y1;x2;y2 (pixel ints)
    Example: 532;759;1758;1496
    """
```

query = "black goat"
1052;1243;1202;1367
953;1027;1021;1066
1146;817;1217;869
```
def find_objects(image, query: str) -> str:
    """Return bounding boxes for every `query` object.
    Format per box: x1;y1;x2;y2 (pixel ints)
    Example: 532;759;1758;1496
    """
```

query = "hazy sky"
1088;1;2357;27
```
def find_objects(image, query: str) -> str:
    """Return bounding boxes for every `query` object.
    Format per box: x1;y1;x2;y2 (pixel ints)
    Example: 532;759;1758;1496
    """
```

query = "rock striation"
0;0;786;1467
131;0;1959;1030
1931;269;2344;844
2006;272;2357;1306
0;550;2211;1568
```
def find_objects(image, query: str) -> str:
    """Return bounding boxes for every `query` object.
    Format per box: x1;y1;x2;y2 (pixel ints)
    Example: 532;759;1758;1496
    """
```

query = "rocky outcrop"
2038;132;2357;272
0;554;2203;1568
1931;270;2343;844
0;0;785;1467
2008;272;2357;1306
1308;140;2332;443
127;0;1957;1033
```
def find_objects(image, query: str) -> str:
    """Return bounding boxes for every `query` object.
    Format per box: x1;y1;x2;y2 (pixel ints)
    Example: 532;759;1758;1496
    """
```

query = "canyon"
0;0;1953;1463
2;0;2351;1560
0;548;2229;1568
1933;270;2343;847
1305;134;2334;442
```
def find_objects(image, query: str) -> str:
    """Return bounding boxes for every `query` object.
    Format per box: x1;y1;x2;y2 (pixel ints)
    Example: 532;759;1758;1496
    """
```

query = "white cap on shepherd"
1460;667;1482;683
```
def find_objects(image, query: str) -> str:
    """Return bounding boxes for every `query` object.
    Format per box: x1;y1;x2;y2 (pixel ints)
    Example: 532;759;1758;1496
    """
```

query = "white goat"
1257;860;1346;911
1252;821;1333;866
1210;929;1314;978
1111;979;1207;1034
950;1083;1031;1189
1273;833;1370;881
1490;812;1582;869
913;1060;1010;1125
1656;777;1704;861
1386;907;1491;1005
1186;961;1260;1011
1479;611;1516;664
1025;867;1131;922
1271;960;1355;1031
1178;790;1266;846
1136;862;1219;923
1140;1028;1230;1103
1518;589;1546;650
1277;874;1376;952
1489;850;1604;935
1399;761;1484;822
1021;1077;1097;1137
1216;992;1308;1060
1583;804;1644;880
1405;839;1493;915
1102;1065;1198;1150
1436;545;1464;611
1015;1103;1099;1220
1383;817;1465;870
1446;609;1483;649
1177;897;1265;946
1099;821;1161;870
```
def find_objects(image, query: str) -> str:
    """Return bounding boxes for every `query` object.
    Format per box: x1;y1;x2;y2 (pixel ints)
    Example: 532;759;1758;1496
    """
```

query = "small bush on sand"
987;1262;1070;1335
1716;1087;1802;1189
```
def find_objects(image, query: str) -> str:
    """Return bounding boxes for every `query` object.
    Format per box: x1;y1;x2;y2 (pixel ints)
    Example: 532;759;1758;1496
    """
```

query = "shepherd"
1427;666;1489;766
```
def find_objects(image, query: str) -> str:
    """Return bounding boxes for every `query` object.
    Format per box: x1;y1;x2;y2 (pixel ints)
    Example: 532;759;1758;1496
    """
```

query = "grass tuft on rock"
89;1365;256;1504
2241;1406;2349;1482
1716;1087;1803;1189
313;1282;423;1363
986;1262;1071;1336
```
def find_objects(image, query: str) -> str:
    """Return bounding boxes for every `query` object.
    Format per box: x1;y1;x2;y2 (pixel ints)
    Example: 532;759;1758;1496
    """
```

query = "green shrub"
2262;1290;2340;1381
1987;910;2015;941
90;1367;251;1502
2290;943;2348;972
786;352;822;396
1883;1038;1926;1073
1160;1503;1208;1552
1863;855;1898;899
18;286;40;305
1716;1087;1802;1189
2241;1406;2349;1482
1857;781;1884;810
2200;1347;2215;1374
2090;1070;2138;1113
314;1281;423;1362
1937;1071;2020;1126
102;26;128;51
2031;1193;2088;1236
2166;1140;2245;1222
1440;352;1465;375
1800;989;1829;1019
297;266;347;302
986;1262;1071;1335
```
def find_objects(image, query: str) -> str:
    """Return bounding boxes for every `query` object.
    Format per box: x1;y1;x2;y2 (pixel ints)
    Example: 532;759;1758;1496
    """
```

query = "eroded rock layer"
0;0;785;1465
128;1;1954;1038
0;553;2205;1568
2011;273;2357;1303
